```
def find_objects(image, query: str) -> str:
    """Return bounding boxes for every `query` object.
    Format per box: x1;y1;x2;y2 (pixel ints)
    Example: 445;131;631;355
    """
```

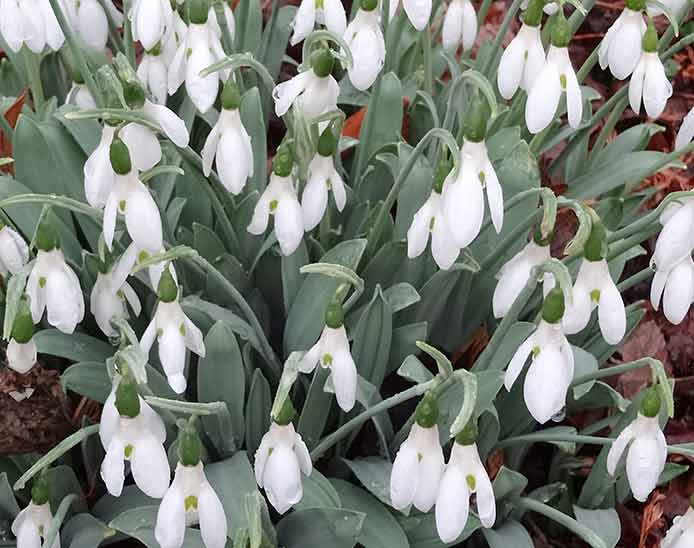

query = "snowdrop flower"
168;2;227;113
435;420;495;543
155;425;227;548
390;393;444;512
407;163;461;270
344;0;385;91
525;13;582;134
0;223;29;276
562;217;626;344
129;0;174;52
6;300;37;374
607;388;667;502
202;82;254;194
651;255;694;325
648;0;690;19
301;128;346;231
662;504;694;548
140;270;206;394
493;234;552;318
247;152;304;256
505;289;574;423
291;0;346;45
599;2;646;80
12;476;58;548
442;0;477;52
521;0;558;14
102;138;163;254
100;376;170;498
443;114;503;249
66;82;97;109
90;255;142;338
0;0;64;53
389;0;432;31
675;107;694;150
497;0;545;100
137;49;169;105
299;299;357;412
62;0;123;51
629;22;672;118
255;399;312;514
273;49;340;123
651;198;694;274
26;222;84;334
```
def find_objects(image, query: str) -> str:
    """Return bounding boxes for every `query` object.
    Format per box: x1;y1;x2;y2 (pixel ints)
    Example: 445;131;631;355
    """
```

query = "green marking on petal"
38;277;47;288
429;217;436;231
119;200;126;212
590;289;600;302
269;199;279;213
179;323;186;336
466;474;476;491
560;74;567;90
156;328;164;337
417;452;423;462
478;171;486;186
532;346;541;358
184;495;198;511
137;250;150;263
124;444;134;459
116;290;125;300
323;353;333;366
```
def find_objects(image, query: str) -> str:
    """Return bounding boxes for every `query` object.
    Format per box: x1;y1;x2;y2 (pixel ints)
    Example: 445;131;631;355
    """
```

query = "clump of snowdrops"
0;0;693;546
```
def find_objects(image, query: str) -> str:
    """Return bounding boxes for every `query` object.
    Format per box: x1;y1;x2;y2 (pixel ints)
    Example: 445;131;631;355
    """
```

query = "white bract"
99;383;170;498
497;23;545;100
202;108;254;195
155;462;227;548
7;338;37;374
344;8;385;91
299;324;357;412
526;44;582;134
11;502;59;548
407;190;460;270
27;249;85;334
0;0;64;53
140;299;206;394
599;8;646;80
90;261;142;338
505;319;574;424
629;52;672;118
442;0;477;52
675;107;694;150
291;0;347;45
273;69;340;122
129;0;174;52
254;422;312;514
62;0;122;51
662;507;694;548
66;82;97;110
301;153;346;231
562;258;626;344
0;225;29;275
248;172;304;256
493;240;552;319
606;412;666;502
169;21;227;113
389;0;432;31
390;424;444;511
443;140;503;249
435;441;495;542
650;255;694;325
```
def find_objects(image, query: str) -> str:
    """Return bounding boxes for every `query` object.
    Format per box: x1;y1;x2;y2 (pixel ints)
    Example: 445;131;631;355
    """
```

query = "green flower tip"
31;474;50;506
542;287;565;324
110;138;132;176
273;151;294;177
123;80;146;110
115;377;141;418
317;126;338;157
188;0;210;24
583;213;608;262
522;0;545;27
178;423;203;466
311;48;335;78
360;0;378;11
11;299;34;344
626;0;647;12
325;299;345;329
221;80;242;111
415;392;440;428
643;21;658;53
274;396;297;426
641;386;662;418
455;418;479;446
35;217;60;252
550;11;571;48
157;267;179;303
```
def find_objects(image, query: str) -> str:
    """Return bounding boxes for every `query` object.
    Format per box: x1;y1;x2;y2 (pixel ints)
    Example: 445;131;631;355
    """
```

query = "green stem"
0;194;103;220
661;32;694;61
607;225;659;261
23;49;45;112
617;266;653;292
590;96;629;158
576;44;599;83
422;25;433;94
477;0;493;26
498;433;614;447
609;190;694;242
97;0;125;53
571;358;653;387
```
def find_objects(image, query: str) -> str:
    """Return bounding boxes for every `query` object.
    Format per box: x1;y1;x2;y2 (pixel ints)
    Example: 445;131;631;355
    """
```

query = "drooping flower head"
344;0;385;91
390;0;432;31
442;0;477;53
599;0;647;80
7;298;37;374
291;0;347;45
0;223;29;276
629;20;673;119
61;0;123;51
662;502;694;548
12;474;59;548
0;0;65;53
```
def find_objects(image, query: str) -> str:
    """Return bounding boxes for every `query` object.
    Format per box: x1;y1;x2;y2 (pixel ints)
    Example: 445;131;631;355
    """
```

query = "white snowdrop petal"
526;64;561;134
120;123;162;172
131;433;171;498
474;466;496;528
497;34;525;99
330;349;358;412
290;0;315;46
629;58;646;115
124;180;164;254
524;346;570;424
198;482;228;548
643;55;672;119
442;0;464;51
323;0;347;35
675;107;694;150
101;437;126;497
263;444;302;514
275;194;305;256
403;0;432;31
435;466;470;543
159;326;187;394
626;432;666;502
504;333;535;390
460;0;478;51
443;167;485;248
390;441;419;510
411;443;444;512
662;259;694;324
155;482;186;548
606;425;634;476
597;279;626;345
301;171;329;231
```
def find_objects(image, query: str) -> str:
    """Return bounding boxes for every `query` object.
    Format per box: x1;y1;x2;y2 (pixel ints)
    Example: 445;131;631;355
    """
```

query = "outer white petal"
124;180;164;254
565;65;583;128
84;130;116;208
431;211;461;270
629;57;646;115
131;432;170;498
201;122;222;177
168;43;187;94
159;326;187;393
186;35;219;113
39;0;65;50
263;443;302;514
77;0;109;50
331;349;358;412
102;191;118;251
435;465;469;543
407;195;435;260
504;333;535;390
7;339;37;374
675;107;694;151
403;0;432;31
650;269;668;311
45;258;85;334
154;480;186;548
497;32;525;99
120;123;162;172
524;345;569;423
26;265;45;324
143;101;190;147
526;63;561;134
293;433;313;476
390;441;419;510
101;436;126;496
483;159;503;233
474;464;496;528
626;429;666;502
290;0;315;46
275;194;305;256
299;338;322;373
411;428;444;512
15;510;41;548
135;0;166;51
598;277;626;345
99;388;120;447
606;424;634;475
0;0;25;52
0;227;29;274
254;431;274;487
442;167;485;248
330;169;347;212
140;397;167;444
247;189;273;235
643;55;672;119
442;0;463;51
273;71;311;117
198;481;228;548
301;170;329;232
347;14;384;91
522;28;546;92
183;316;205;357
460;0;477;51
217;122;252;194
653;203;694;272
662;258;694;324
322;0;347;36
609;13;645;80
